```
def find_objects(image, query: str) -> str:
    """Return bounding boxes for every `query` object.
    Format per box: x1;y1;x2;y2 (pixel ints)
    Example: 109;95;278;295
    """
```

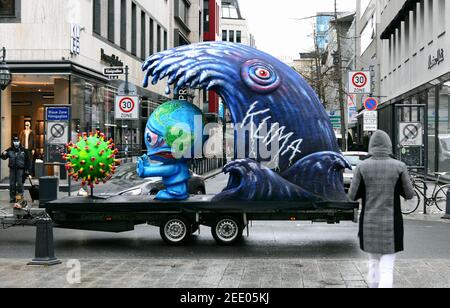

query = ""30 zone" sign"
348;71;371;94
115;96;140;120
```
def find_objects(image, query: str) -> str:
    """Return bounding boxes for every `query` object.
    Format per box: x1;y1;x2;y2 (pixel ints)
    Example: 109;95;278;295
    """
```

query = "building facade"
321;12;355;135
220;0;255;48
376;0;450;179
0;0;205;181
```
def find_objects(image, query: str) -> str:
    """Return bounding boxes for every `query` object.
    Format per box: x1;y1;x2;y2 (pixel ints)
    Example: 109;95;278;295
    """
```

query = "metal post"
335;0;347;152
28;215;62;266
443;188;450;220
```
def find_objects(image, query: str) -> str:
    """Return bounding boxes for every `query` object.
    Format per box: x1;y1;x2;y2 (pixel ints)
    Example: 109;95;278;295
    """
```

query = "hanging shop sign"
70;24;81;55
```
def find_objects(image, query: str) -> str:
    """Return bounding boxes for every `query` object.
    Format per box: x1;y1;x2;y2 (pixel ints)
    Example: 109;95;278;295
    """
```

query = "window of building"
437;82;450;174
203;0;209;33
360;14;376;56
141;11;146;59
222;30;227;41
108;0;115;42
176;0;189;28
222;3;239;19
93;0;101;35
236;30;242;43
229;30;234;43
120;0;127;49
157;25;161;52
164;30;168;50
0;0;14;16
428;87;437;173
150;19;154;55
131;2;137;56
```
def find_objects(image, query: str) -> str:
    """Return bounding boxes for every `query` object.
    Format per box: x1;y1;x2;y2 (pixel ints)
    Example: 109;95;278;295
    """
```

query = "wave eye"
241;59;281;94
255;68;270;79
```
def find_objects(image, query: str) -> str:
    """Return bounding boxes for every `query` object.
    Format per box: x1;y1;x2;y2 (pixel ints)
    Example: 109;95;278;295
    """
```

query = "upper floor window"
0;0;14;16
175;0;190;29
93;0;101;35
222;4;239;19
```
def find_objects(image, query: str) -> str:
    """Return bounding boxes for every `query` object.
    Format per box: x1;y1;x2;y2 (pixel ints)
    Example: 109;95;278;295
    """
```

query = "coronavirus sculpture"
63;132;120;188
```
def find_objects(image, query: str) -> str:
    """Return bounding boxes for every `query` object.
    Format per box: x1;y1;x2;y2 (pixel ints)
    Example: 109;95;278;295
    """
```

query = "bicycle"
401;172;450;215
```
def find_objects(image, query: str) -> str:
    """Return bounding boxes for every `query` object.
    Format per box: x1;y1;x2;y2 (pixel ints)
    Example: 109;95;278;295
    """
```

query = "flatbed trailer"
38;195;359;246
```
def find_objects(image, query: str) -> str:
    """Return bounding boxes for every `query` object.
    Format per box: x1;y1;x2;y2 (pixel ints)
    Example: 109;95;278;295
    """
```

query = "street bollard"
28;215;62;266
443;188;450;220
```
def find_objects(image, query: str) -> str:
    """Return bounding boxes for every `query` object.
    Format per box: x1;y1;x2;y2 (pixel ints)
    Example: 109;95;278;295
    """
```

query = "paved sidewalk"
0;258;449;288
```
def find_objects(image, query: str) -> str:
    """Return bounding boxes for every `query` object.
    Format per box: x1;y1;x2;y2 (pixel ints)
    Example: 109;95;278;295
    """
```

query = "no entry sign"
348;71;371;94
115;96;140;120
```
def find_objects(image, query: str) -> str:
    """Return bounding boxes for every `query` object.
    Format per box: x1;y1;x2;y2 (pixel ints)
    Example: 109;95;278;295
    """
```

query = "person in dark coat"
1;135;30;203
348;130;415;288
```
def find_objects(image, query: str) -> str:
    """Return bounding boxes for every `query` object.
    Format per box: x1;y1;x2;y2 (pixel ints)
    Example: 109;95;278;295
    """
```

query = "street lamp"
0;47;12;180
0;47;12;90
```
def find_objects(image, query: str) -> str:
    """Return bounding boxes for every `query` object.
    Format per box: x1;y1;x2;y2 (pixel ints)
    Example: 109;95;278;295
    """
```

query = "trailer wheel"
212;216;243;246
160;216;191;246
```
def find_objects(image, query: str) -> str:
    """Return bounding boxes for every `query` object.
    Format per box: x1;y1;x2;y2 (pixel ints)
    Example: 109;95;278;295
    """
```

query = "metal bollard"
28;215;62;266
443;188;450;220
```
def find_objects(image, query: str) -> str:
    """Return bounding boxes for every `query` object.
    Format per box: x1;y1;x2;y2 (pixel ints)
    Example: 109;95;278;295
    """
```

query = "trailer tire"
211;216;243;246
160;216;192;246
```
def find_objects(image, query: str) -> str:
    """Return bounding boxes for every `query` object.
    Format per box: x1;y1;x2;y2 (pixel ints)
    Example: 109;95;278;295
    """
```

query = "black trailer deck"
41;195;359;245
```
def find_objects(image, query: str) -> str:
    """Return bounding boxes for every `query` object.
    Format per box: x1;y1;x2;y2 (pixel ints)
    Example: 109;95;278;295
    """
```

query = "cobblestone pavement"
0;258;449;288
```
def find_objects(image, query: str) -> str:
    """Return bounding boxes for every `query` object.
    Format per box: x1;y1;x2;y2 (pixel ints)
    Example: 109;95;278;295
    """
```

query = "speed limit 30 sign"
348;71;371;94
115;96;140;120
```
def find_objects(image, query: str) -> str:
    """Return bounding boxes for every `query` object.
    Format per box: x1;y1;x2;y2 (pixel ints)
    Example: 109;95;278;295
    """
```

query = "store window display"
19;121;36;176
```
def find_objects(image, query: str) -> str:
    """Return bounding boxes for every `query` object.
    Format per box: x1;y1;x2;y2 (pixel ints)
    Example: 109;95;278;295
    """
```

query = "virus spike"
91;157;96;162
80;160;86;165
85;146;90;151
72;155;79;159
81;180;86;187
89;132;94;137
114;159;121;165
89;165;94;171
99;150;105;156
78;168;84;174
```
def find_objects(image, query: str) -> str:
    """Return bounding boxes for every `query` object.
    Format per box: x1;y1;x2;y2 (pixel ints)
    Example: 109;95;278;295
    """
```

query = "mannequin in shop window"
19;121;36;177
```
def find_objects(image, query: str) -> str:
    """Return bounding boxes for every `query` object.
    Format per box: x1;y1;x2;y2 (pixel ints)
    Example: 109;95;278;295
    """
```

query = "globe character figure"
137;100;204;201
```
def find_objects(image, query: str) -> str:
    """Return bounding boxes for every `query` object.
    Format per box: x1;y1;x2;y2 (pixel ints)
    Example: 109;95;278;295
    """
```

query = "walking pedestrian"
1;135;30;203
348;130;415;288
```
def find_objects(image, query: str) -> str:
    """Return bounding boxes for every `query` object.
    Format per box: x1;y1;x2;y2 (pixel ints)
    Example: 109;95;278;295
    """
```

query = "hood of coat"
369;130;393;158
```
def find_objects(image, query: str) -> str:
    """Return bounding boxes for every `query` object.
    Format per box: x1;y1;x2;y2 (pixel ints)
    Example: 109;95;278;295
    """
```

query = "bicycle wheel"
434;185;450;212
401;190;421;215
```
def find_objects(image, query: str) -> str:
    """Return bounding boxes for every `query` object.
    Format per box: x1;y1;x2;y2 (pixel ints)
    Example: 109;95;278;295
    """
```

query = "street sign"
364;97;379;111
348;71;371;94
347;94;358;125
363;111;378;132
399;122;423;146
46;107;70;121
46;121;69;145
104;67;125;76
115;96;140;120
329;115;341;129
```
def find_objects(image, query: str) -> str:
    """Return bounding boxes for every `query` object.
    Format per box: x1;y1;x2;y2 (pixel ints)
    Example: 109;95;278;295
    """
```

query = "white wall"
379;0;450;102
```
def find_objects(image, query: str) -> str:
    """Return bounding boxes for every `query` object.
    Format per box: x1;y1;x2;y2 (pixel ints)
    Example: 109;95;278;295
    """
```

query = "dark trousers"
9;168;24;202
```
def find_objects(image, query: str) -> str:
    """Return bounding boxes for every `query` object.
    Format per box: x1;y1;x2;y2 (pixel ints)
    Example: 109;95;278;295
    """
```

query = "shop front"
0;62;167;183
379;72;450;182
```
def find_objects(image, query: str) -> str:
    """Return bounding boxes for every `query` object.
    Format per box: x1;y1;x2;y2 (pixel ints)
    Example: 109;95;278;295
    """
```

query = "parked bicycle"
401;172;450;215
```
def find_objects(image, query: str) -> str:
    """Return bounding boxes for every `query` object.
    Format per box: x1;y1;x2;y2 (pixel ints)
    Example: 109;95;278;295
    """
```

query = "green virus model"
63;132;120;188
